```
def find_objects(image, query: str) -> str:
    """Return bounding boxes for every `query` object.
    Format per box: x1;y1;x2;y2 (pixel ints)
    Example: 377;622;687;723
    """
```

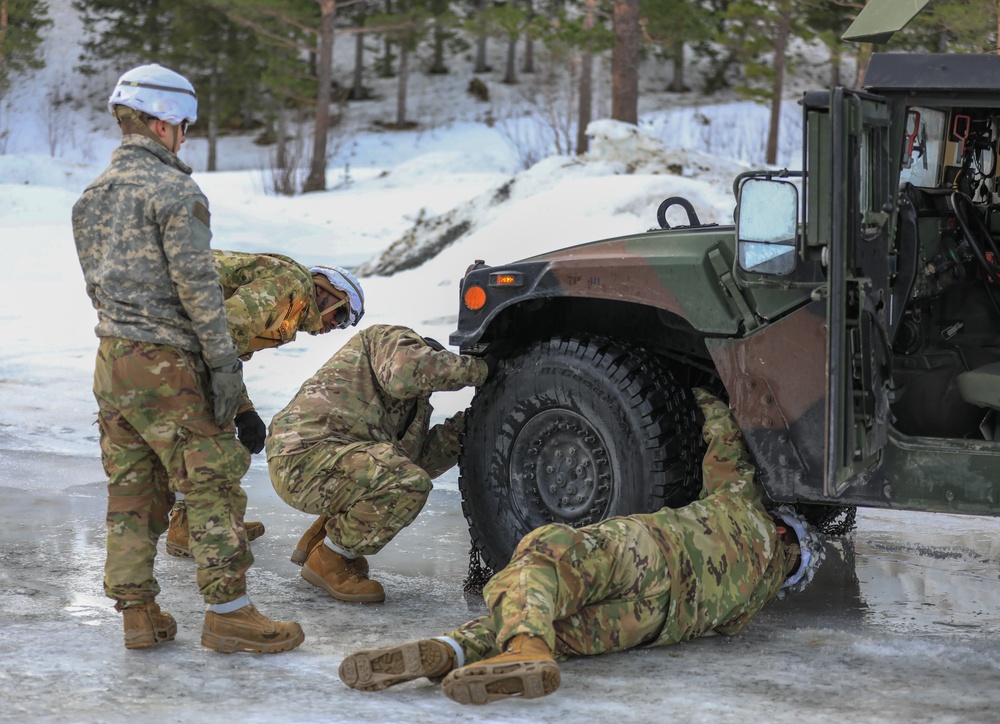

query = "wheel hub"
512;410;611;521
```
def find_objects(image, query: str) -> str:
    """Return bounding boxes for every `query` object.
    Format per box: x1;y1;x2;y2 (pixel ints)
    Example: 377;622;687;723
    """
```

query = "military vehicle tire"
459;335;702;571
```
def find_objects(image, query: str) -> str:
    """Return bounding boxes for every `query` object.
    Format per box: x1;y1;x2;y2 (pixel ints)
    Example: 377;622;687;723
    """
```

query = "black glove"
423;336;446;352
481;350;501;380
207;355;243;428
235;410;267;454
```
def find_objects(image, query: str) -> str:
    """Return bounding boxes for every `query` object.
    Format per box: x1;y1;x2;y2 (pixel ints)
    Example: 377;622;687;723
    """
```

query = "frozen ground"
1;3;999;721
2;448;999;723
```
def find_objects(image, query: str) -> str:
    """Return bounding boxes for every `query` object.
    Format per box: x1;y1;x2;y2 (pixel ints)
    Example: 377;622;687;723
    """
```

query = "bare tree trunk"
503;37;517;84
611;0;640;124
995;0;1000;53
396;27;410;126
304;0;336;193
0;0;8;96
854;43;872;89
474;0;489;73
522;0;534;73
576;0;597;155
430;21;447;73
668;37;687;92
353;31;365;98
207;69;218;171
830;43;841;87
396;46;409;126
765;14;790;165
276;108;288;173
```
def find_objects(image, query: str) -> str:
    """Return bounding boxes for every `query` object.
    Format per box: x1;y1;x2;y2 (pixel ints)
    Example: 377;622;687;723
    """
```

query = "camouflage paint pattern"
72;135;236;366
446;390;799;662
212;250;324;357
95;337;253;605
267;324;487;554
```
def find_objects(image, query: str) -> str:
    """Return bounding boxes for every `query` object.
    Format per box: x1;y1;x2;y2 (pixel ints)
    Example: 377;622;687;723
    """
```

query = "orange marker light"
495;274;516;285
464;285;487;310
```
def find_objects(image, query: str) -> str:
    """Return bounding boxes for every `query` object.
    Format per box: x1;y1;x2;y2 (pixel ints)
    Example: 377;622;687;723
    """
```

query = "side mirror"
736;178;799;275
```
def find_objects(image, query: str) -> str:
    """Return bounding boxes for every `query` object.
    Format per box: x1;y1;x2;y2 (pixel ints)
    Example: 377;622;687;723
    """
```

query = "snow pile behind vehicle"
356;120;750;277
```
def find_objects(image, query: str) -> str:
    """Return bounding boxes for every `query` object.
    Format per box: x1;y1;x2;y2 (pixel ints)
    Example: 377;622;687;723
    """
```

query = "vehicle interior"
890;103;1000;441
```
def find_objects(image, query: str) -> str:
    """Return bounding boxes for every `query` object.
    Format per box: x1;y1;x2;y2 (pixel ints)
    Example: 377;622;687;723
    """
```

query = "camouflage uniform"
266;324;488;555
73;134;253;605
213;250;323;356
212;249;324;414
446;389;801;663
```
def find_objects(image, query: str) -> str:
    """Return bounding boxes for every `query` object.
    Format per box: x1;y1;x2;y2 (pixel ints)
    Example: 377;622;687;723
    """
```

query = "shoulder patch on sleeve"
193;201;211;228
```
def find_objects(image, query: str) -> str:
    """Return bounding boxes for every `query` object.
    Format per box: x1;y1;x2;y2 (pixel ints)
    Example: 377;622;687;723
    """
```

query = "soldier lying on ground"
73;63;302;653
337;388;825;704
266;324;494;603
166;253;365;558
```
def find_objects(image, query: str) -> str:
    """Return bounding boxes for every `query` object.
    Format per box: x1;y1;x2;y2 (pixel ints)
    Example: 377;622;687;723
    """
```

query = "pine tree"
640;0;711;93
480;2;532;84
365;0;433;127
722;0;812;165
800;1;857;88
73;1;265;170
0;0;51;102
212;0;336;192
890;0;1000;54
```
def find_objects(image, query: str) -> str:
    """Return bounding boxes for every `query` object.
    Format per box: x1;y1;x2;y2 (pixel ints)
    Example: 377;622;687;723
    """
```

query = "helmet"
309;266;365;328
107;64;197;126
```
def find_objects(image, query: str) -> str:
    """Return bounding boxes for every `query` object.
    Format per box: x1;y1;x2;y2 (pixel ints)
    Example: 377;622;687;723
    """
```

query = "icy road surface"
1;448;998;723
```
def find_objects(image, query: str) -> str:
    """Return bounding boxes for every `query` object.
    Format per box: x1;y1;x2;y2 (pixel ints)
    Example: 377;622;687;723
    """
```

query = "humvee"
450;2;1000;569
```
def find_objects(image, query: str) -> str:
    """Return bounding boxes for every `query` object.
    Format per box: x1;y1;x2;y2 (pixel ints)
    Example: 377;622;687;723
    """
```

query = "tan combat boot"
441;635;560;705
202;604;304;654
339;639;457;691
290;515;330;566
117;599;177;650
301;543;384;603
165;502;265;558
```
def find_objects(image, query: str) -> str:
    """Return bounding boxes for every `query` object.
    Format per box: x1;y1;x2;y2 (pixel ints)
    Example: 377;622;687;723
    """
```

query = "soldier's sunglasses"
180;120;190;136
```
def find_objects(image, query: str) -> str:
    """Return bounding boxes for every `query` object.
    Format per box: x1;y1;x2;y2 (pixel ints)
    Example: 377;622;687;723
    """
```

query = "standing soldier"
165;252;364;558
72;63;303;653
266;324;491;603
338;389;825;704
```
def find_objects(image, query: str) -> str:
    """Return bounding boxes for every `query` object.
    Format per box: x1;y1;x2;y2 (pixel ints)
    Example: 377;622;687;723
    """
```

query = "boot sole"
301;563;385;603
339;640;450;691
201;627;304;654
443;660;561;705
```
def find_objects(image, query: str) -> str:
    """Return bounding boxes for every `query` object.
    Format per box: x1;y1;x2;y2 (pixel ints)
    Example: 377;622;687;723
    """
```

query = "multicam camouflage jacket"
267;324;488;478
640;390;800;646
72;135;235;365
212;250;324;358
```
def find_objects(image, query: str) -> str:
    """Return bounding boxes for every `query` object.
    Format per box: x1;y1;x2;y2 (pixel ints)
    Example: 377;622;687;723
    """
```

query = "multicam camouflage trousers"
449;517;671;664
94;338;252;605
268;441;432;556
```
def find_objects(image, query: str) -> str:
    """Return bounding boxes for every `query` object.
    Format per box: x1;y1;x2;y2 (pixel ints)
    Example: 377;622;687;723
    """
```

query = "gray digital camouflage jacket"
72;135;235;365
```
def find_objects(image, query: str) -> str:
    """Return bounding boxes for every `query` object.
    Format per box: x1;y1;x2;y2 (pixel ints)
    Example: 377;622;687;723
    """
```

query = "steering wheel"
951;191;1000;283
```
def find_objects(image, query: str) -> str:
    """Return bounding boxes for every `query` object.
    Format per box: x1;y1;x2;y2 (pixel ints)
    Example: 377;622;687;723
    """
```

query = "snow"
1;2;999;722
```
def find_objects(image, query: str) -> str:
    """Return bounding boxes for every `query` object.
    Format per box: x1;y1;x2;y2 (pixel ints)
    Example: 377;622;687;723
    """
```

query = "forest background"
2;0;1000;190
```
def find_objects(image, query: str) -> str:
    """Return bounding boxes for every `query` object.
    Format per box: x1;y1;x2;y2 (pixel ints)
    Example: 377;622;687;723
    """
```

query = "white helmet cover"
309;266;366;327
108;63;198;126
